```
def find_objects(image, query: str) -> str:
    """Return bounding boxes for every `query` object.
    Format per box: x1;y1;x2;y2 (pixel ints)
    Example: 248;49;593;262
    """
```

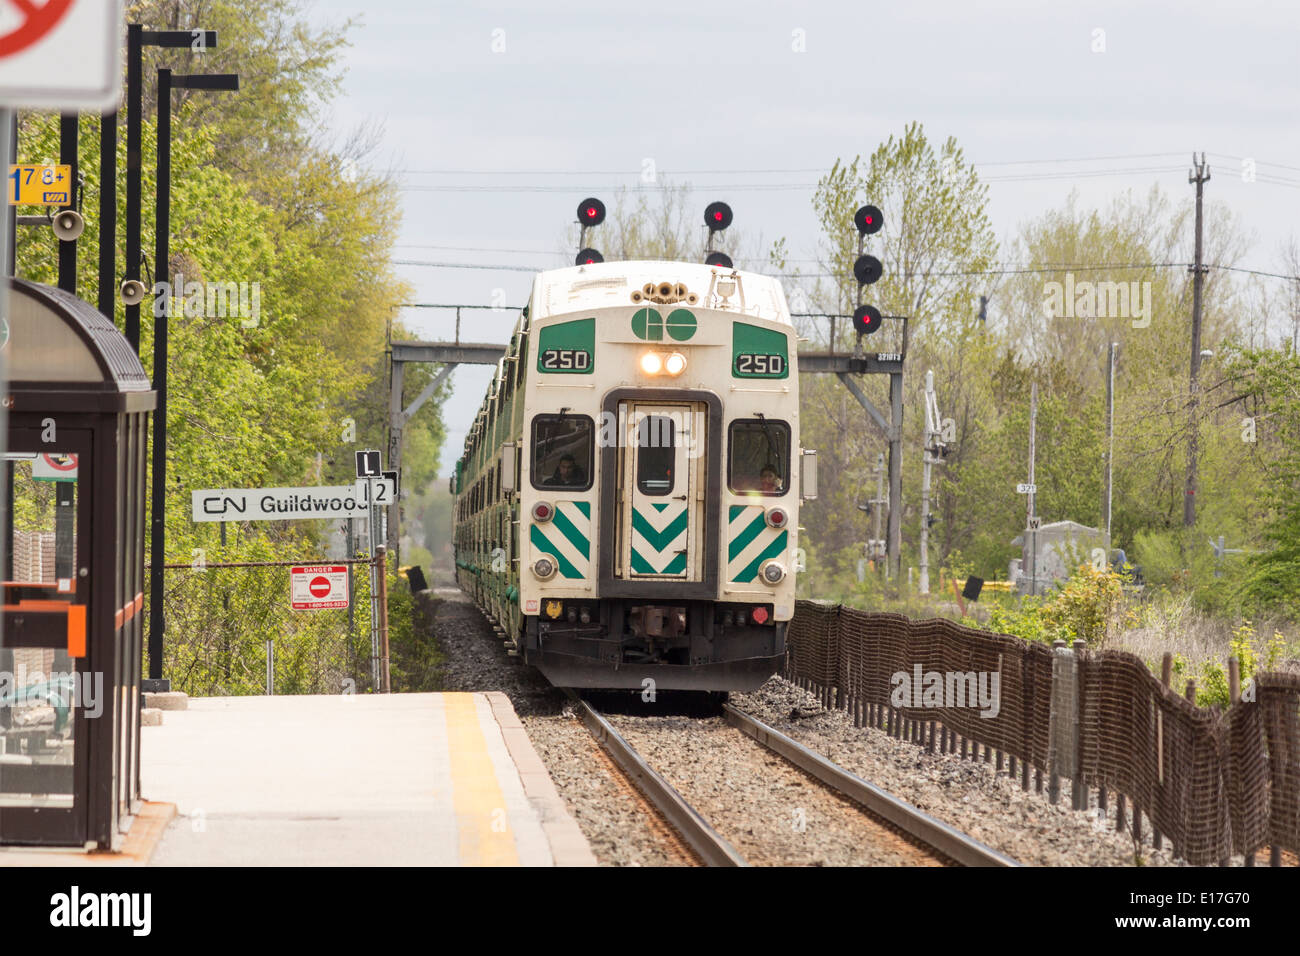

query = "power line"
390;256;1300;283
395;166;1194;193
393;153;1192;177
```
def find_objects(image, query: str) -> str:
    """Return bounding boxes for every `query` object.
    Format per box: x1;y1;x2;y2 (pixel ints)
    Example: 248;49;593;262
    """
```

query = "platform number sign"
355;449;382;479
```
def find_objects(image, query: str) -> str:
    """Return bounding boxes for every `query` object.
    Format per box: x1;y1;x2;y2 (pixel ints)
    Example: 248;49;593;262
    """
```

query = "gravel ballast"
610;714;943;866
733;678;1181;867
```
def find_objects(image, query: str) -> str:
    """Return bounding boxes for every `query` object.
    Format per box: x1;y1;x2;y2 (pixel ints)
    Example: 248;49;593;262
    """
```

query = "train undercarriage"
519;598;785;691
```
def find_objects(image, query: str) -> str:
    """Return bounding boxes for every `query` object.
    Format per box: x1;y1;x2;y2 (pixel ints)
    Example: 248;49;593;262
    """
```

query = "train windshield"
728;419;790;495
531;414;593;490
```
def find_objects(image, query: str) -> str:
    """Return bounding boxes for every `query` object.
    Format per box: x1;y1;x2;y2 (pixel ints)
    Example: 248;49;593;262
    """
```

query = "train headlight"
532;501;554;522
760;560;786;585
533;557;557;580
765;507;788;528
639;351;687;377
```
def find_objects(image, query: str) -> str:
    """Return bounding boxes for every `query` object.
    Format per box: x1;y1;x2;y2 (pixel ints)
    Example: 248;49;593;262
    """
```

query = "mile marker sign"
290;565;349;610
0;0;124;109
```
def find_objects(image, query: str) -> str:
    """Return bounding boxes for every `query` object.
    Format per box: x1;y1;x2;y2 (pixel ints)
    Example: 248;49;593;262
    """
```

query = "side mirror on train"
500;443;517;494
800;449;818;500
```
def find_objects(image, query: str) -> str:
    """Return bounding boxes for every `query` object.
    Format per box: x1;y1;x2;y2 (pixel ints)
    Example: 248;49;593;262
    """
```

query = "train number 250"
735;352;785;375
540;348;591;371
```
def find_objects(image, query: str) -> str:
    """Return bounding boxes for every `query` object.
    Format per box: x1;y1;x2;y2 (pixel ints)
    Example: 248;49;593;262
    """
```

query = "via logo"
632;308;697;342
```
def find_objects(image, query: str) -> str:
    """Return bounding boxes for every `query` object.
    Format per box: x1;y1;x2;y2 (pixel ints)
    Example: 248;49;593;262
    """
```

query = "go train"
452;211;816;690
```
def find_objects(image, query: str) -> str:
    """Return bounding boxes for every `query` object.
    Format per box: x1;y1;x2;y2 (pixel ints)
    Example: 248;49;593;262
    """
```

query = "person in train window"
546;454;587;487
759;465;784;494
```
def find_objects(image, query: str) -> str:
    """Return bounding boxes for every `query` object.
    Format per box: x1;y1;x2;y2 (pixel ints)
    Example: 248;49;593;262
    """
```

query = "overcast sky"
307;0;1300;477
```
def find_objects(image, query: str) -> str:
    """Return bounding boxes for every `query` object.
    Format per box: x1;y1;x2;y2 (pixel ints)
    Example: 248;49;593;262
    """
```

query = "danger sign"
290;565;349;610
0;0;124;110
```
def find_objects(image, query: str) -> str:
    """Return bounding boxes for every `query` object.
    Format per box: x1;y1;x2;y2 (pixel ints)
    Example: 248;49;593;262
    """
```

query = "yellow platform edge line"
444;692;519;867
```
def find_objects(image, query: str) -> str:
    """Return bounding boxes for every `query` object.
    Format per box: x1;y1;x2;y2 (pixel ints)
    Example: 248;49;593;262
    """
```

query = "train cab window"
636;415;675;497
728;419;791;495
531;414;594;491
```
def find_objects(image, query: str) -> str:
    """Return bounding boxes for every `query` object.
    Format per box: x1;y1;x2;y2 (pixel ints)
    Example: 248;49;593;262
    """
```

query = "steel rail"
571;695;749;867
723;704;1020;867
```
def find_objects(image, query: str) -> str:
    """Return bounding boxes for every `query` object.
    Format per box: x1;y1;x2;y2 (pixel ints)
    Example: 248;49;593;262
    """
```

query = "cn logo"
0;0;74;56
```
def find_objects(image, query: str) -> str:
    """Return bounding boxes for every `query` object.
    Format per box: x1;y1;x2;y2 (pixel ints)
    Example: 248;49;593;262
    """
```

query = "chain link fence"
145;561;377;697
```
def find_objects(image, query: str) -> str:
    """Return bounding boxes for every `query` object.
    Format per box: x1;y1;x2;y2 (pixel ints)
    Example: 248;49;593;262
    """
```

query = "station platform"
140;692;594;866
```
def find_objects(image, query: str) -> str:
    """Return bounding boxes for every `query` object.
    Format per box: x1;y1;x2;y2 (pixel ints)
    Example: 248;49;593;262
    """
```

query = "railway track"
570;694;746;866
571;693;1018;867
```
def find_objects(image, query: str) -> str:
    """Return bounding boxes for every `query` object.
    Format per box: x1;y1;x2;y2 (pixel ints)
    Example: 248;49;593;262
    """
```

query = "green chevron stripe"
734;531;788;583
728;511;769;563
650;502;670;513
729;504;746;522
632;508;688;552
573;501;591;519
630;547;688;575
551;506;590;558
530;524;581;579
630;549;656;574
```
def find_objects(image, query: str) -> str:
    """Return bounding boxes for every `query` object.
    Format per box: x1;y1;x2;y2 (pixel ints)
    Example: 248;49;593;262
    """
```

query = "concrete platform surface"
142;692;594;866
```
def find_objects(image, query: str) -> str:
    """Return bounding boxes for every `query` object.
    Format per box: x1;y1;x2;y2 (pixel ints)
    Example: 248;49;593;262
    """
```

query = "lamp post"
123;27;217;350
147;68;239;686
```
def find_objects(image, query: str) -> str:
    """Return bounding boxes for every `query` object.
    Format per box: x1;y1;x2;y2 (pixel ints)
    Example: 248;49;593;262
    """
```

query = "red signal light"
704;201;733;231
576;197;606;226
751;606;769;625
853;304;883;335
854;204;884;236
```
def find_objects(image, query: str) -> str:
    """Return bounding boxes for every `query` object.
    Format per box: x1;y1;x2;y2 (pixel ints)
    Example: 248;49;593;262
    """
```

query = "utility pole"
920;369;946;595
1027;381;1038;596
1103;342;1117;539
1185;153;1210;528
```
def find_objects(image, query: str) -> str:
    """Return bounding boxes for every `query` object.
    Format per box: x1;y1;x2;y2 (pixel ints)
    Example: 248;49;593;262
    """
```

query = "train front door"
617;402;705;580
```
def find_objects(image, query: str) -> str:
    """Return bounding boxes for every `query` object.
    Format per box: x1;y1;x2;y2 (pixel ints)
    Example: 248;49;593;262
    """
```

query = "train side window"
531;414;594;491
728;419;791;495
636;415;675;497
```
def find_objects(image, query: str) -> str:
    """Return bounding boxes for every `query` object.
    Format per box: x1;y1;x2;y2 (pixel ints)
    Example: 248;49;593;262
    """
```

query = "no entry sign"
0;0;124;109
290;565;349;611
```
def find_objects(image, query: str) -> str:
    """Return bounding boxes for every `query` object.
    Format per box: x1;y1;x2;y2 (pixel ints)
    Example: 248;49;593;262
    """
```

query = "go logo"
632;308;697;342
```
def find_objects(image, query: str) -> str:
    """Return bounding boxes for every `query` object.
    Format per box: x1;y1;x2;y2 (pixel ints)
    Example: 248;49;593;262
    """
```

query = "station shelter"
0;278;154;847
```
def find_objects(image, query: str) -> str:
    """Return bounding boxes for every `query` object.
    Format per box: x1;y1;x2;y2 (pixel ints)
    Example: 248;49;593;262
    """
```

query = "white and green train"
453;260;817;690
